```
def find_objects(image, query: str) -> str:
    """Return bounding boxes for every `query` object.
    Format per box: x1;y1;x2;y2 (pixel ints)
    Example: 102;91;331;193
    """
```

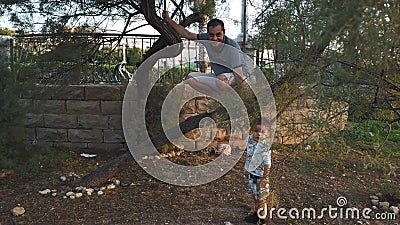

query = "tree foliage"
251;0;399;127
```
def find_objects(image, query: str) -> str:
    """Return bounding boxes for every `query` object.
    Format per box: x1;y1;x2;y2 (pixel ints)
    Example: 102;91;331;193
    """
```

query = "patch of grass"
339;120;400;156
0;142;73;177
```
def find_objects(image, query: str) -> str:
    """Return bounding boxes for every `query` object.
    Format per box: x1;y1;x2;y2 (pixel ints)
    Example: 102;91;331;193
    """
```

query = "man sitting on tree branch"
162;11;246;96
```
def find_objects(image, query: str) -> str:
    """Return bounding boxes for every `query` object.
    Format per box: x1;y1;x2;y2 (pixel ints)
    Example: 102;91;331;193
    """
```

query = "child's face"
252;124;268;142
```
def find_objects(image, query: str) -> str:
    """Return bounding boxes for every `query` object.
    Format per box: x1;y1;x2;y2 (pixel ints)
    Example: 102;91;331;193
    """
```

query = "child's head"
250;117;269;142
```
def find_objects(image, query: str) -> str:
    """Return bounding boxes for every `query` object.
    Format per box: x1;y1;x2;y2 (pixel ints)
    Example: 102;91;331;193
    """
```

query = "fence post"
10;38;14;74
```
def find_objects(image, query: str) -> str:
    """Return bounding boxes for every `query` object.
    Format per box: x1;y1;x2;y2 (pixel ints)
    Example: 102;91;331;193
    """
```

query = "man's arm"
233;66;247;87
162;11;198;40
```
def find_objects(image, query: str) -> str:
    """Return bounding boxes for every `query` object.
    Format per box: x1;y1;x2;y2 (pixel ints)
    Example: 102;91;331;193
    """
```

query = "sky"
0;0;257;39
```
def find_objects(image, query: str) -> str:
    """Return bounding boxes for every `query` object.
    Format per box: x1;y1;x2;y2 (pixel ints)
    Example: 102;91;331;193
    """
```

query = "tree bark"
79;111;214;187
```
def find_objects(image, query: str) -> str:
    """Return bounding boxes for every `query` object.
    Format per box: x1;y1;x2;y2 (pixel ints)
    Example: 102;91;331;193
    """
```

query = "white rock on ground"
11;207;25;216
216;144;232;156
75;186;84;191
390;206;399;215
75;193;83;198
39;189;51;195
379;201;390;210
107;184;116;190
369;195;379;200
66;191;75;197
97;191;104;195
60;176;66;181
113;179;121;186
371;199;379;206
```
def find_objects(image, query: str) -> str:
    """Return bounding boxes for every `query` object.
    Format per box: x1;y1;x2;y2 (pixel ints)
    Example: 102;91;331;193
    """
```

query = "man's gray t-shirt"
197;33;242;76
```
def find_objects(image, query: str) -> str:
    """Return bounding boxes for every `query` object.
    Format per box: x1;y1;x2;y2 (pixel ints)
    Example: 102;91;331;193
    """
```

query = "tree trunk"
79;1;205;187
79;111;214;187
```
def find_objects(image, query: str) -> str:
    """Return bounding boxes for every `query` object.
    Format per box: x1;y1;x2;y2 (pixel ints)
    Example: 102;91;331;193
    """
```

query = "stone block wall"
22;85;127;151
21;84;348;151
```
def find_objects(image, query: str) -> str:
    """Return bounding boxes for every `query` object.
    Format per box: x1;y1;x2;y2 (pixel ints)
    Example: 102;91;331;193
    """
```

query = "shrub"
0;54;27;169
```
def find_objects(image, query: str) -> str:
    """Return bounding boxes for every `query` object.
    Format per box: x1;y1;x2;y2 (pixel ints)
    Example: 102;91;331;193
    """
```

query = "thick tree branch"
79;111;215;187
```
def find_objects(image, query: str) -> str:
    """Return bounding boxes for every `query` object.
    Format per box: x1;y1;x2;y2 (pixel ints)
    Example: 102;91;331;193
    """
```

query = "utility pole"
241;0;247;50
196;0;207;72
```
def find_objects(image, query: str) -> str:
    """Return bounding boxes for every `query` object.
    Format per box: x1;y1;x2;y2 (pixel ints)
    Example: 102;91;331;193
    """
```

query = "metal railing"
11;33;203;84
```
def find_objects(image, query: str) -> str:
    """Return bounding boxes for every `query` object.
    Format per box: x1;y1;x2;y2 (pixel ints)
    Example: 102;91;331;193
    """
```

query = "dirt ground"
1;146;399;225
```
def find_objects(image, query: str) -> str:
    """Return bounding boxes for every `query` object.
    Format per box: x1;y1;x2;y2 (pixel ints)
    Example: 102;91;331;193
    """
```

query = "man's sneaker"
244;212;259;224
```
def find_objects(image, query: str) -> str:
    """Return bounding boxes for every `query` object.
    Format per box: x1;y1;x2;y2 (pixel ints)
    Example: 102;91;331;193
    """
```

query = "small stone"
100;186;106;191
51;189;57;192
305;145;311;150
75;186;84;191
97;191;104;195
66;191;75;197
369;195;379;200
142;156;148;160
379;201;390;210
51;193;57;197
167;153;173;157
107;184;116;190
216;144;232;156
75;193;83;198
371;199;379;206
148;156;154;160
176;151;181;156
155;156;161;160
389;206;399;215
171;151;176;157
330;176;335;180
60;176;66;181
356;221;363;225
39;189;51;195
372;206;378;210
11;207;25;216
120;181;130;187
113;179;121;186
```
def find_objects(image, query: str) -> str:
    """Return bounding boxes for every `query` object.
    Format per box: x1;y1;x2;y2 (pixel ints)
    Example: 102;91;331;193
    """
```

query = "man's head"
207;19;225;46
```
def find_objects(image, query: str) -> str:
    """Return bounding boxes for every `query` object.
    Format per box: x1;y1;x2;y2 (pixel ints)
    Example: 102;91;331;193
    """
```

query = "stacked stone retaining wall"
21;84;348;151
22;85;126;151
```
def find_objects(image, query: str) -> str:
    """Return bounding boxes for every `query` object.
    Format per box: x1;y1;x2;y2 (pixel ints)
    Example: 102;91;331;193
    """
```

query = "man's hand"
162;10;171;21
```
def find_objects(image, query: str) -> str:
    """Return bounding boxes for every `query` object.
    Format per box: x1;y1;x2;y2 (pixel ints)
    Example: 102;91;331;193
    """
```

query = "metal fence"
11;33;203;84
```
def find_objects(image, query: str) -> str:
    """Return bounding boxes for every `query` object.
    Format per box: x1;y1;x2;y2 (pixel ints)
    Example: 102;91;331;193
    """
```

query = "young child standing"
244;118;271;224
